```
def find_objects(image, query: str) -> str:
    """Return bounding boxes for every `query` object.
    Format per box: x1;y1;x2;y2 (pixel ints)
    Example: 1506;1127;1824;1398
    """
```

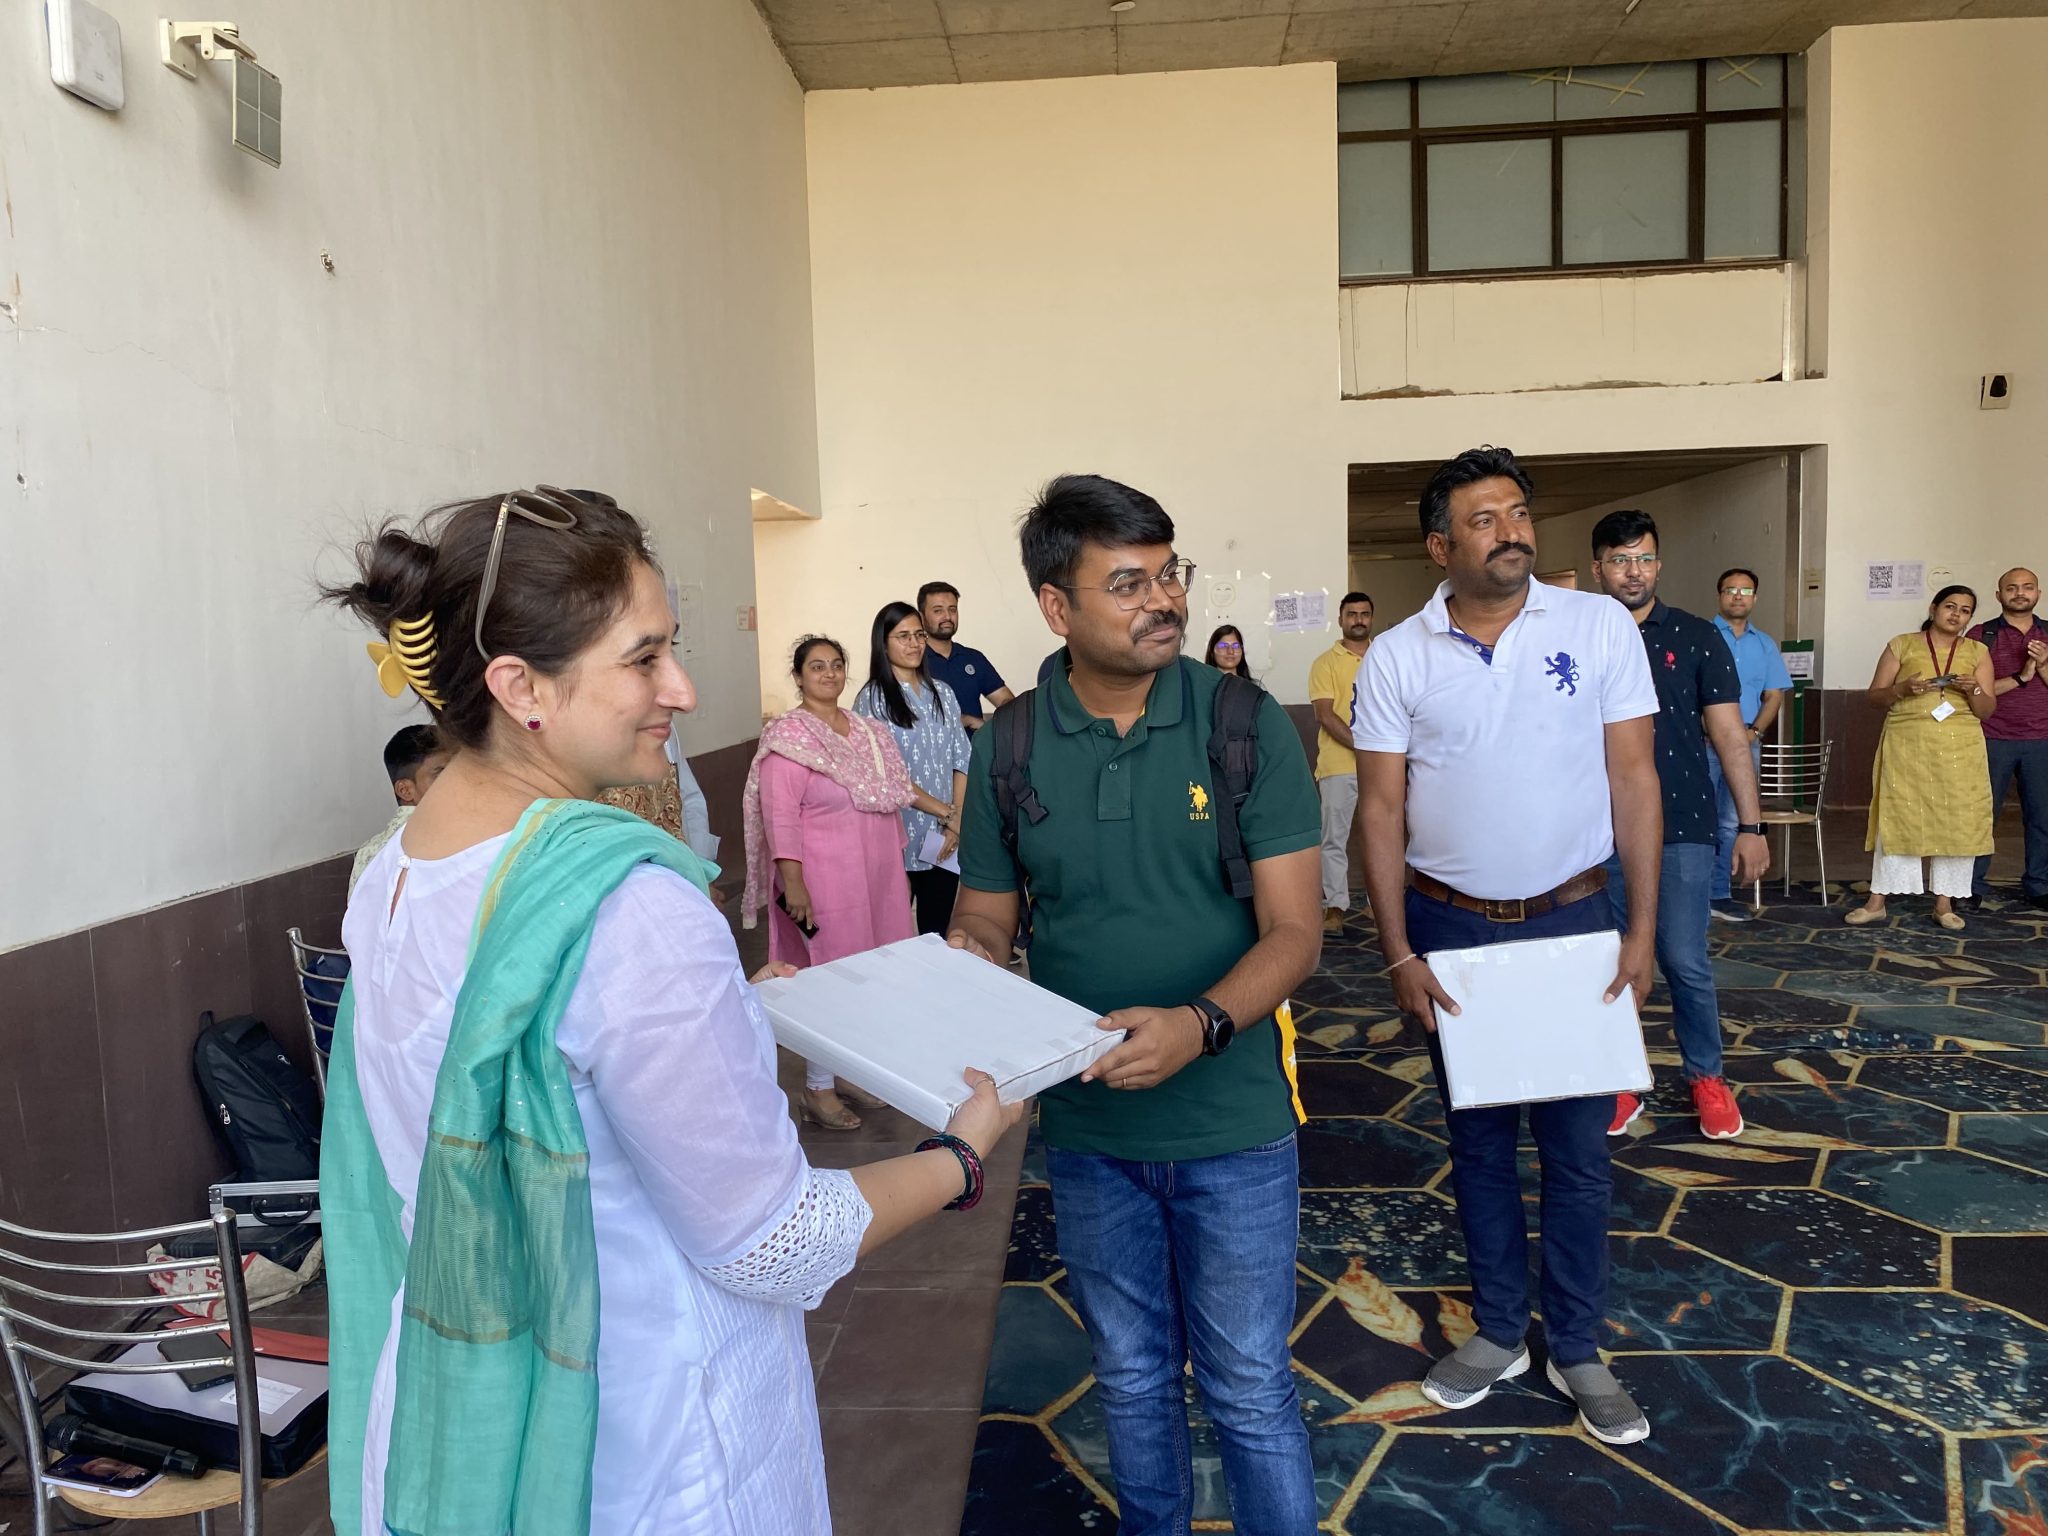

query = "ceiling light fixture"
1110;2;1138;11
1623;0;1645;12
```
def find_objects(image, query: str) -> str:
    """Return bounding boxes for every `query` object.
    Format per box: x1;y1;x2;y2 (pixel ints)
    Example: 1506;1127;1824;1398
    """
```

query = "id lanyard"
1924;631;1961;696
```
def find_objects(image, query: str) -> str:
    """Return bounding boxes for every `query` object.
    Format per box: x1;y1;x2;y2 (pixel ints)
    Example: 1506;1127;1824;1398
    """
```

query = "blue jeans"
1974;737;2048;900
1604;842;1724;1081
1047;1135;1315;1536
1705;740;1762;901
1407;886;1616;1367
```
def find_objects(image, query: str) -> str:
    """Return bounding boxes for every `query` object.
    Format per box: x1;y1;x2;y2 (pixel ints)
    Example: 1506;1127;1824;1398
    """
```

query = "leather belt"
1408;865;1608;923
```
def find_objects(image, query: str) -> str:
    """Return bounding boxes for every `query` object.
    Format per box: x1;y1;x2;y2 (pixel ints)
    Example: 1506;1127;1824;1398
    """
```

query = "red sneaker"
1608;1092;1644;1137
1692;1076;1744;1139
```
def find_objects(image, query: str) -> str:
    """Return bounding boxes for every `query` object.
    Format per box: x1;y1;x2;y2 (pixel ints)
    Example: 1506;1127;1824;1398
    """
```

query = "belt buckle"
1481;897;1527;923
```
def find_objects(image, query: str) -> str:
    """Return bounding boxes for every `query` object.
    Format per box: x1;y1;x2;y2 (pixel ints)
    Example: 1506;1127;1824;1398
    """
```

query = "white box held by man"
755;933;1116;1130
1427;929;1651;1110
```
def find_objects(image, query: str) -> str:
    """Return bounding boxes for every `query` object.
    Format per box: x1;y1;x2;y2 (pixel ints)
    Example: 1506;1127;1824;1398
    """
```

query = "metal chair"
1753;739;1834;906
0;1209;271;1534
286;927;348;1099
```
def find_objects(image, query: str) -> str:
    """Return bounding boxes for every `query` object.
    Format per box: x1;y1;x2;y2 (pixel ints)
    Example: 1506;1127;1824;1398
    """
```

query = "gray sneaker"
1420;1336;1530;1410
1546;1358;1651;1444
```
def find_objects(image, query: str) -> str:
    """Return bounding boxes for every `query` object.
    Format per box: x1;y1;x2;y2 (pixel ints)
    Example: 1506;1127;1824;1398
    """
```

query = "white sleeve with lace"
698;1166;870;1306
556;866;873;1308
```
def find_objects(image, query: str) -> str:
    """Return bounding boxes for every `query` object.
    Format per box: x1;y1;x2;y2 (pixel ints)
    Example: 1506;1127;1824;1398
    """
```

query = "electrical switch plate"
46;0;125;110
1980;374;2011;411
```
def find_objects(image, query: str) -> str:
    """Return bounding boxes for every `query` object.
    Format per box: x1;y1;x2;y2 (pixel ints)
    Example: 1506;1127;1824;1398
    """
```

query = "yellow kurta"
1865;632;1993;856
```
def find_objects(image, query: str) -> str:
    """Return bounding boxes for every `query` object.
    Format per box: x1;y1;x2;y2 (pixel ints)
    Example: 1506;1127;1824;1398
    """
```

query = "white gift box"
755;933;1118;1131
1427;929;1651;1109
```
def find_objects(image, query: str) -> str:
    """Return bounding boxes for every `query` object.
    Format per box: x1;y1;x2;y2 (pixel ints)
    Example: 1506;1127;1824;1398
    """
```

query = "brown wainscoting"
0;854;351;1238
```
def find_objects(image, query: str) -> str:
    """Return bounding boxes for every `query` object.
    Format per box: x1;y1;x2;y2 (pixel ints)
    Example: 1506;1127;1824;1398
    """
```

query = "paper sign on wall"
1865;561;1926;602
1782;648;1816;682
1271;590;1329;635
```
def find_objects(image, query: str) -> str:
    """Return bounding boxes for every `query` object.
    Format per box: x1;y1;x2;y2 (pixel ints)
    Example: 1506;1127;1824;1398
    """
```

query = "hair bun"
327;523;437;632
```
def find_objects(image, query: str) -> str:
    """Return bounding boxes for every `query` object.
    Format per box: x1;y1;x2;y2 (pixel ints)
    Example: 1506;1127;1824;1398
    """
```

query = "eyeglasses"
1720;586;1756;597
891;630;929;645
1601;554;1661;572
474;487;583;660
1213;641;1244;654
1062;558;1197;611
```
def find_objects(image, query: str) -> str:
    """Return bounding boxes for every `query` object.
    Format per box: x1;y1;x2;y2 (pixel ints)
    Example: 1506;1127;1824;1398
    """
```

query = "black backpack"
192;1011;322;1188
991;670;1266;933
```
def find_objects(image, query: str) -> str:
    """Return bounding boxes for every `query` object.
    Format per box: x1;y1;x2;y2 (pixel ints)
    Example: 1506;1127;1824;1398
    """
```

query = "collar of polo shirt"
1419;577;1549;633
1045;654;1187;735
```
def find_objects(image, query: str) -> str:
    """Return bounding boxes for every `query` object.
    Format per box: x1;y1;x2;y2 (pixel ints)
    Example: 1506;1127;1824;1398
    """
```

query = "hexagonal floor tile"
1611;1352;1946;1532
1351;1431;1728;1535
1856;1055;2048;1112
1734;1083;1953;1148
1960;1433;2048;1536
1788;1290;2048;1430
1669;1187;1941;1287
1856;1004;2048;1047
981;1282;1093;1417
1298;1190;1467;1288
959;1418;1114;1533
1955;1112;2048;1174
1298;1058;1425;1118
1952;1235;2048;1327
1601;1235;1782;1351
1823;1148;2048;1232
1298;1118;1449;1190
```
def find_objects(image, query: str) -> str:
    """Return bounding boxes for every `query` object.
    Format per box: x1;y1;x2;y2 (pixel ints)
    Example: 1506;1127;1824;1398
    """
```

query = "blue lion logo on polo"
1545;652;1581;696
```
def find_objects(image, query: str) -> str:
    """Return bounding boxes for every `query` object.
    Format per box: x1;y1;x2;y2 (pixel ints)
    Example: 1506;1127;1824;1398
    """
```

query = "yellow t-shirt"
1306;641;1368;780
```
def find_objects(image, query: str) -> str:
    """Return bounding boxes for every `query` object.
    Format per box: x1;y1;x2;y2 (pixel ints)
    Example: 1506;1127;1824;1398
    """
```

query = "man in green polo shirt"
948;474;1324;1535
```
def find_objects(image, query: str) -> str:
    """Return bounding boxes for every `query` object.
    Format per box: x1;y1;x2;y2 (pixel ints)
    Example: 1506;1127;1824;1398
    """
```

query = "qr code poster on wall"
1865;561;1926;602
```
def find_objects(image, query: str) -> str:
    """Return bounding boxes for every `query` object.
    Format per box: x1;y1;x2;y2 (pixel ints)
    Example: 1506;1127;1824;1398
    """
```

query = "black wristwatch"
1736;822;1765;836
1189;996;1236;1057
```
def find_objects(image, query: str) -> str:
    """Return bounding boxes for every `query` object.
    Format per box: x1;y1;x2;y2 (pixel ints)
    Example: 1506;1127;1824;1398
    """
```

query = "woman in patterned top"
856;601;973;935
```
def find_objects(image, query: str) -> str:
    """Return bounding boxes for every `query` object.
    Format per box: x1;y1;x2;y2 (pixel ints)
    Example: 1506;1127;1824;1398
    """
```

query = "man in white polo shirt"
1352;445;1664;1446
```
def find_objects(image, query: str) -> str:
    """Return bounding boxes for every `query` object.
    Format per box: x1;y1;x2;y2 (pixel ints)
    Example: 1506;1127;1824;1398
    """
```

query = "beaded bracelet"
914;1133;985;1211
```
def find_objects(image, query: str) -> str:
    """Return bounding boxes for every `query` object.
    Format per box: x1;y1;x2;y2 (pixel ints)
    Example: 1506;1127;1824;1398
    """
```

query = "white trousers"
1870;834;1974;898
1318;773;1359;910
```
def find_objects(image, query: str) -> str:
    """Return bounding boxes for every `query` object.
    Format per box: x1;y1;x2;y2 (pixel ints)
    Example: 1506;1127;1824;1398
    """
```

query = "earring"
525;715;543;731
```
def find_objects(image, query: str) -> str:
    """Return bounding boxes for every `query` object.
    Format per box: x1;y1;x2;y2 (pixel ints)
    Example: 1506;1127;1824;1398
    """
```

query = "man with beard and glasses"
919;580;1015;732
946;474;1324;1534
1352;446;1663;1445
1968;568;2048;909
1590;510;1769;1142
1309;591;1375;933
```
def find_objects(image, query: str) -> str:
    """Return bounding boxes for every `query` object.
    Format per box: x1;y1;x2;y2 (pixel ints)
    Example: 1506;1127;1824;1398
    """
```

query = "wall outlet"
1980;373;2012;410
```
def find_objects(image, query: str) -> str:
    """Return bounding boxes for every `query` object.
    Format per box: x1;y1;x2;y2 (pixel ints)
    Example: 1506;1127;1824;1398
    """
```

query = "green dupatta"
322;799;717;1536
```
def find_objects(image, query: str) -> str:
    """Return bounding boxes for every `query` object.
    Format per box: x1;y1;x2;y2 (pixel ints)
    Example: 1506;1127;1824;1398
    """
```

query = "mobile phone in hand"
776;892;819;939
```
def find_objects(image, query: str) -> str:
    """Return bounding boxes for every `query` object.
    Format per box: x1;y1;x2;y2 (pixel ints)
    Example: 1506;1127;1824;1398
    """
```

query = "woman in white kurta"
321;486;1019;1535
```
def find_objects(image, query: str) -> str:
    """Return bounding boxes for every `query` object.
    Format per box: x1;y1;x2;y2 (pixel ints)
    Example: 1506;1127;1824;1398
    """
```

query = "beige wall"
1804;21;2046;681
0;0;819;950
775;64;1343;718
1341;267;1790;398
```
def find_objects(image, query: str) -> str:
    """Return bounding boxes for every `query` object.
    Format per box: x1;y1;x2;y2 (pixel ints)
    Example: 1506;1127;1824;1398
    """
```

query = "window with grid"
1338;58;1788;281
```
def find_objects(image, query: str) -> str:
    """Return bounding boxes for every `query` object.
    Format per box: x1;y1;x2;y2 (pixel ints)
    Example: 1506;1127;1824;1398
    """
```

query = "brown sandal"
838;1084;887;1111
798;1089;862;1131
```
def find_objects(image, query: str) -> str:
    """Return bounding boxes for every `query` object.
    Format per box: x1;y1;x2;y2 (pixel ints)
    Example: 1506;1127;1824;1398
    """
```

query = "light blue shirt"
855;675;973;871
1711;614;1794;725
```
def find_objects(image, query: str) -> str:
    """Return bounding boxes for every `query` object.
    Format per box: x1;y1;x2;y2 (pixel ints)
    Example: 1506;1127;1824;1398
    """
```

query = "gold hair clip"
367;614;447;710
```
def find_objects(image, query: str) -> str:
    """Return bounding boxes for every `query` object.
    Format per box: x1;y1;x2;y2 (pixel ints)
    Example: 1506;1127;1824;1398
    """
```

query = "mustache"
1140;617;1183;639
1487;542;1536;563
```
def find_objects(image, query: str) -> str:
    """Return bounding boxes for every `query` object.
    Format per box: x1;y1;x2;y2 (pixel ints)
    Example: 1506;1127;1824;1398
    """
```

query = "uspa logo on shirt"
1188;782;1212;821
964;662;977;676
1545;652;1581;696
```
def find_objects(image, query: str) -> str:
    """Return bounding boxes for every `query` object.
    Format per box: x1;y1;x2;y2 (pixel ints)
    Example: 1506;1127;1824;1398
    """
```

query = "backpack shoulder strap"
1206;673;1265;901
1979;615;2008;645
989;688;1046;862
